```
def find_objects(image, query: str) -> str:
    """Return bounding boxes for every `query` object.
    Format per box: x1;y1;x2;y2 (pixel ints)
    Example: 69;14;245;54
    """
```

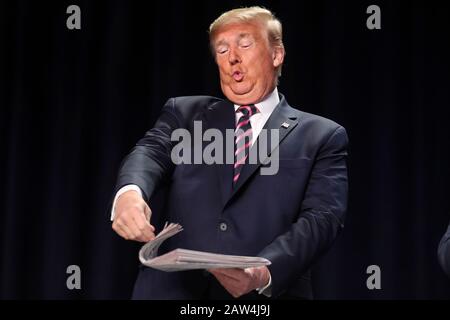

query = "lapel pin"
281;122;290;128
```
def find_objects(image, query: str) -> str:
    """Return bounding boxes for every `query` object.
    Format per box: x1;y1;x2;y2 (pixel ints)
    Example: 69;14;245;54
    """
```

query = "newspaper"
138;222;271;272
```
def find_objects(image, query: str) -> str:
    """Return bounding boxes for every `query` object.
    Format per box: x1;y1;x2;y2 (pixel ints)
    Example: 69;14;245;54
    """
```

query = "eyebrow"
237;33;252;40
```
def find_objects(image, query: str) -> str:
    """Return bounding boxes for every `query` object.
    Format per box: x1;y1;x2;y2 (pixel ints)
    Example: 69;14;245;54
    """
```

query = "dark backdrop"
1;0;450;299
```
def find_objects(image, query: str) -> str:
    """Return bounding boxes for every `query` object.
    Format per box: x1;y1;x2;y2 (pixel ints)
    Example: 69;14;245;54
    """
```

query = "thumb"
142;203;151;220
254;266;270;288
143;204;155;231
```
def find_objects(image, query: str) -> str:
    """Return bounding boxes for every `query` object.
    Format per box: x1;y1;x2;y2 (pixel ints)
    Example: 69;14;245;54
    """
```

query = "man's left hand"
209;266;270;298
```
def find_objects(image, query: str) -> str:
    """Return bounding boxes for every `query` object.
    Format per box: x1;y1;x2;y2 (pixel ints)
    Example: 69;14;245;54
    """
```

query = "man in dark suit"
438;222;450;277
111;6;348;299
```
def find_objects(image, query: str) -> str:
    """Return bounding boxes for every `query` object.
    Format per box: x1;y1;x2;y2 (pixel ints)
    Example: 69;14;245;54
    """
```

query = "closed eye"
216;47;229;55
239;39;253;49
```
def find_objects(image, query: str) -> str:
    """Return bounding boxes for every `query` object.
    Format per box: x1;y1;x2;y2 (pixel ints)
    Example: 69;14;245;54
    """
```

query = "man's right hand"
112;190;156;242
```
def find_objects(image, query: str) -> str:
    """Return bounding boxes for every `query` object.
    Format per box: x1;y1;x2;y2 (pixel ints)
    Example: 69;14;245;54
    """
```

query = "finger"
139;209;155;233
113;220;133;240
119;208;152;242
212;272;245;298
132;214;156;241
139;204;155;235
213;271;240;287
143;204;153;224
112;222;128;239
123;220;141;240
214;268;259;297
244;268;257;279
137;225;156;242
210;269;242;285
211;268;247;281
121;214;144;240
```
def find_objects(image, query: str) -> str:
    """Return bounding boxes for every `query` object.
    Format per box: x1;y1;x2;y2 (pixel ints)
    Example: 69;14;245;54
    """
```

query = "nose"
228;47;241;65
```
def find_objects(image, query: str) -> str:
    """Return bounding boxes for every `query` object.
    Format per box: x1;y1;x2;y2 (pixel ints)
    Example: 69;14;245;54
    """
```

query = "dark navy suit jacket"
438;222;450;278
115;94;349;299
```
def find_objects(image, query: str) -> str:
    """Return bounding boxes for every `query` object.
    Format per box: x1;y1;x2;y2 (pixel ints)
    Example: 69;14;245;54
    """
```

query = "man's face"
213;22;284;105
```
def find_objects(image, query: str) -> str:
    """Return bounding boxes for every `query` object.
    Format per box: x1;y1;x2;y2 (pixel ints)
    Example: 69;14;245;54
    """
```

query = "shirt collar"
234;87;280;116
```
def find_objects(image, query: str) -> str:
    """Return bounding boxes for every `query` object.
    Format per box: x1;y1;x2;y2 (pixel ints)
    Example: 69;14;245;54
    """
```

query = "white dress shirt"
234;87;279;146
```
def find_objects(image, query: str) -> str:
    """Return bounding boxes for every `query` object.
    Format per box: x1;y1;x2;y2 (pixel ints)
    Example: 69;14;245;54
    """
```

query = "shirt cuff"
110;185;143;221
257;272;272;297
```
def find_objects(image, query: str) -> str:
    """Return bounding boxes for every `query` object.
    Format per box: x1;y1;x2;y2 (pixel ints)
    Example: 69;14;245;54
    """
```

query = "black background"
1;0;449;299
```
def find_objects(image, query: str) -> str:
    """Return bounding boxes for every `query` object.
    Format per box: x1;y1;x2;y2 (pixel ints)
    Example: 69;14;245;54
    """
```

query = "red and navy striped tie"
233;104;259;185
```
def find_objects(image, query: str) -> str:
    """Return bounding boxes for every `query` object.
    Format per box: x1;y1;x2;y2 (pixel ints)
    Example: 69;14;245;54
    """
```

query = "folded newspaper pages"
138;222;271;272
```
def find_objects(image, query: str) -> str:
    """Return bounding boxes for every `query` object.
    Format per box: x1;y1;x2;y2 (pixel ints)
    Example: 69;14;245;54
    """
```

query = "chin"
230;85;253;96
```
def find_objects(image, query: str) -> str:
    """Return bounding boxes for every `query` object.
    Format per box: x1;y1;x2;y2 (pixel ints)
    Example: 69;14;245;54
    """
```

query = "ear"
272;46;285;68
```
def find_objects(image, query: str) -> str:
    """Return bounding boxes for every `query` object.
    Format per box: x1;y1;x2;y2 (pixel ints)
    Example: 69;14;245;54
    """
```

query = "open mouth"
232;71;244;82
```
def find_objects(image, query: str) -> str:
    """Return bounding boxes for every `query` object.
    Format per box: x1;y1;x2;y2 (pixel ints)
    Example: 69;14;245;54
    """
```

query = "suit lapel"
226;95;300;204
203;99;235;207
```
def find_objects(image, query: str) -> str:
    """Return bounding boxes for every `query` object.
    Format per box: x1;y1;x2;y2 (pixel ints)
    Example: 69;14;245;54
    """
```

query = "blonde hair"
209;6;285;77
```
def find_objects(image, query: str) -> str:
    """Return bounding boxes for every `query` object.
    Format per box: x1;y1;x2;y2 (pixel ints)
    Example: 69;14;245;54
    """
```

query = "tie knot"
237;104;259;118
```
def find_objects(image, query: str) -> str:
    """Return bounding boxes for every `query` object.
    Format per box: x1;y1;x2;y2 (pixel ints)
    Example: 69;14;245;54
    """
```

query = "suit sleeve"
438;222;450;278
115;98;180;201
258;125;349;297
